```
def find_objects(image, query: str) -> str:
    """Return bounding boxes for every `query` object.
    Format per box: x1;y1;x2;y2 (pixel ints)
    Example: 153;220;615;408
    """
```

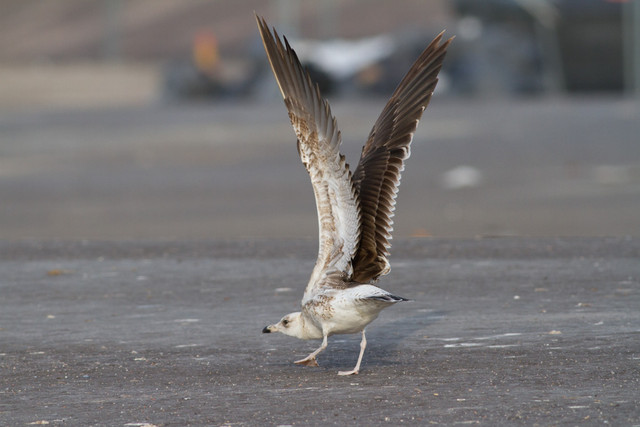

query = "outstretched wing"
351;31;453;283
256;15;361;299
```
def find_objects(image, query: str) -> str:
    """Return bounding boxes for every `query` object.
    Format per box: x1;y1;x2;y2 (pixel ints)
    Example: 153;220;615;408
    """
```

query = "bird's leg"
338;329;367;376
294;334;328;367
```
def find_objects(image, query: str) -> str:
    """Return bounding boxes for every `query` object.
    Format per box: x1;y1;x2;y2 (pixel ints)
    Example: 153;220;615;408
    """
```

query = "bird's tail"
368;294;410;303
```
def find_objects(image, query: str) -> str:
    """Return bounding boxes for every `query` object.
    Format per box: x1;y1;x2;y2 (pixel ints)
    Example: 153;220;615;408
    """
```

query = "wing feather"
351;31;453;283
256;15;361;299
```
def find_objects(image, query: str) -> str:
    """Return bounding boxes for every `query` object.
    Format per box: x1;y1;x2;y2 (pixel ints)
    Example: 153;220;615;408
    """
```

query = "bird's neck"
298;312;324;340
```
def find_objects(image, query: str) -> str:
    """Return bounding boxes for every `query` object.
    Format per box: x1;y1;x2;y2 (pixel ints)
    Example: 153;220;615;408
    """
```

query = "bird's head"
262;312;304;338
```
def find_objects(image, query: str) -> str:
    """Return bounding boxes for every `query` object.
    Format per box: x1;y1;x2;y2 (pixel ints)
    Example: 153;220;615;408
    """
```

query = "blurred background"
0;0;638;240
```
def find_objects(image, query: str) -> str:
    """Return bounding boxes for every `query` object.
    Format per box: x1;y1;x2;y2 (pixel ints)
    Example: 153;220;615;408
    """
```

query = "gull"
257;14;452;375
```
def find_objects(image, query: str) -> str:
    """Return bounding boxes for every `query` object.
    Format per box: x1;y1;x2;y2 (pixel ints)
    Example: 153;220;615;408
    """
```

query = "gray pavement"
1;96;639;240
1;238;639;425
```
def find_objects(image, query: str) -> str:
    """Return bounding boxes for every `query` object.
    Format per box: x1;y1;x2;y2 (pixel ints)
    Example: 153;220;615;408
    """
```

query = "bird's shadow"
320;307;447;369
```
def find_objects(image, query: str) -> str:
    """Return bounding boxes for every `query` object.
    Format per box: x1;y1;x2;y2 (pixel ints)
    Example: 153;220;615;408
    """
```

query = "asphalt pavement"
1;238;639;426
1;96;639;240
1;95;639;425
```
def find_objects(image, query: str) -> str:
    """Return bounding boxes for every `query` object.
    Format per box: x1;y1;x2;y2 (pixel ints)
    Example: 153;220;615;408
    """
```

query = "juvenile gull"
257;15;452;375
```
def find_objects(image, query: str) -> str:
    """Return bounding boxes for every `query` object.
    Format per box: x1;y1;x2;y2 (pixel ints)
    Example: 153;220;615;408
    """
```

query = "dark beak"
262;325;272;333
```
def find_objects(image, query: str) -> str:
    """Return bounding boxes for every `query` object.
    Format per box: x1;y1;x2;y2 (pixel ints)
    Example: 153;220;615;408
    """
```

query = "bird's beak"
262;324;276;333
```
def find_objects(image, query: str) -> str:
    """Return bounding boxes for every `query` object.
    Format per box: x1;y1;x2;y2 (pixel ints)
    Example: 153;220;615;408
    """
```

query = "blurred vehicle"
453;0;623;94
162;29;453;100
162;0;623;101
162;30;259;100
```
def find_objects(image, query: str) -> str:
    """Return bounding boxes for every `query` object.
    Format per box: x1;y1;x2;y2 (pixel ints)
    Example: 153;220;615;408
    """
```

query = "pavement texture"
1;237;639;426
1;96;639;240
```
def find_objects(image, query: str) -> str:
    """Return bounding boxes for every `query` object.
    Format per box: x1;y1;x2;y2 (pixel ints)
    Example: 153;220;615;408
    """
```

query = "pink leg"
338;329;366;376
294;334;327;367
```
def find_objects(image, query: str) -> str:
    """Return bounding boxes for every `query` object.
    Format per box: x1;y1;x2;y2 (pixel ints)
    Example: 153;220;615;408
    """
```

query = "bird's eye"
282;319;289;326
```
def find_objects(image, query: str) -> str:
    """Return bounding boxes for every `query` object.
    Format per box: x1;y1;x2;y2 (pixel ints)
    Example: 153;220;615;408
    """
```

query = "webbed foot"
294;357;319;367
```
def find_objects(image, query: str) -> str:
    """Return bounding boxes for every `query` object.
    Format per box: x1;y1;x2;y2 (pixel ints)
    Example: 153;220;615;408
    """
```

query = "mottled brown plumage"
257;14;452;375
351;31;450;282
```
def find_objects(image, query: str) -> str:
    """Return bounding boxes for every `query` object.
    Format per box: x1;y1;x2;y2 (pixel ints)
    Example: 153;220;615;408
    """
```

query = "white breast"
304;285;392;336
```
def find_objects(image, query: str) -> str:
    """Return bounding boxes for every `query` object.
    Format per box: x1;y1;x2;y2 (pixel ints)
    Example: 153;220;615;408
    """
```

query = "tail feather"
368;294;410;303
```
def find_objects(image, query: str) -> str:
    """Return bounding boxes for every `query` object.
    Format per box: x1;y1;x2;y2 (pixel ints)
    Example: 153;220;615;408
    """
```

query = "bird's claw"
337;369;359;376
